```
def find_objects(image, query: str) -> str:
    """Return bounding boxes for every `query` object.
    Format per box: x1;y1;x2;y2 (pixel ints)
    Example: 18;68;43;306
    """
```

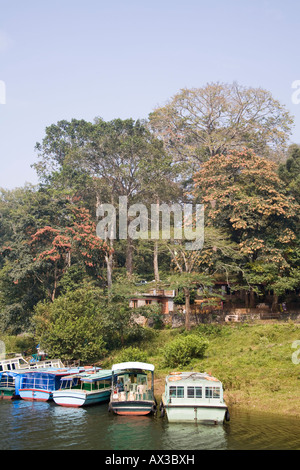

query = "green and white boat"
52;369;112;407
109;362;156;416
161;371;230;424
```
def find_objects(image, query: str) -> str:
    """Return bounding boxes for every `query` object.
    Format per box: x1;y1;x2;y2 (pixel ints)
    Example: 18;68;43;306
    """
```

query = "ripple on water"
0;401;300;450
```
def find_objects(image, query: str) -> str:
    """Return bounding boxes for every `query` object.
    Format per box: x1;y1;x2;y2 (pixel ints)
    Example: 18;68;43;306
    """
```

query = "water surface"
0;400;299;450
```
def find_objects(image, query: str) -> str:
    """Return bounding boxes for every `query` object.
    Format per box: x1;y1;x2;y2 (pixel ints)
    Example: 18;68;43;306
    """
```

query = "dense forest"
1;82;300;362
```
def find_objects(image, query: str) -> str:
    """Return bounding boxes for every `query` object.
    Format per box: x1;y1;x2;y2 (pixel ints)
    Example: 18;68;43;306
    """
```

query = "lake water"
0;399;299;451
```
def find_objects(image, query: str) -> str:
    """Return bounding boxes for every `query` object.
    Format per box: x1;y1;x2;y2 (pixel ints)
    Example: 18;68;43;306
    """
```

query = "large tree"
149;82;294;172
193;148;300;309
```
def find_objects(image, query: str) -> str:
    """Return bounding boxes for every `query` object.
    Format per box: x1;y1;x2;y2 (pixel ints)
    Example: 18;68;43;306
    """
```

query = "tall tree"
149;82;294;172
193;148;299;309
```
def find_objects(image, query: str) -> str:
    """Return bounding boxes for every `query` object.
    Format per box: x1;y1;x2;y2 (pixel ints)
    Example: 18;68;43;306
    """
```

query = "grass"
106;321;300;417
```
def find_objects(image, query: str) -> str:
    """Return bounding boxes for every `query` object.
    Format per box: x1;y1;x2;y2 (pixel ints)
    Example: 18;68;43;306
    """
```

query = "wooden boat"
160;371;230;424
109;362;156;416
52;369;113;407
18;367;85;402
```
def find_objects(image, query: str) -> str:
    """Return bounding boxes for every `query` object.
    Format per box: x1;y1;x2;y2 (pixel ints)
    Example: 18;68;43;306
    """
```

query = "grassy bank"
106;321;300;418
2;321;300;418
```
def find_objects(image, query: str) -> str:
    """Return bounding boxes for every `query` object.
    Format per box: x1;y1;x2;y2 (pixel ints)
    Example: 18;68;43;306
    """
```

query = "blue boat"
18;367;86;402
0;369;29;399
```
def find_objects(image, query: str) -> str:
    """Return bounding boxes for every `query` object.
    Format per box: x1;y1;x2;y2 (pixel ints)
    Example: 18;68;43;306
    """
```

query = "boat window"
169;386;184;398
205;386;220;399
137;374;147;385
187;386;202;398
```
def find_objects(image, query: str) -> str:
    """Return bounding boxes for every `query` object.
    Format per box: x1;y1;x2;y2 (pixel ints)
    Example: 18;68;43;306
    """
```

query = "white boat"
161;371;230;424
109;362;156;416
0;354;64;372
52;369;112;408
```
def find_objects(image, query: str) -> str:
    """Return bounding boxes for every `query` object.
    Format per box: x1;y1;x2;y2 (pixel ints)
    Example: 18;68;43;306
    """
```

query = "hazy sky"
1;0;300;189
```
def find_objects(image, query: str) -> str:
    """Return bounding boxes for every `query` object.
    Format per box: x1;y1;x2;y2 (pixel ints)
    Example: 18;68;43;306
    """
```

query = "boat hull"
163;401;228;424
0;388;17;400
53;389;111;407
19;389;52;401
110;400;155;416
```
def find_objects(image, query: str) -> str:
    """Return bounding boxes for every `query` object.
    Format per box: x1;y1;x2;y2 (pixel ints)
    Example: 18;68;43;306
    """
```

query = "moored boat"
109;362;156;416
52;369;112;408
161;371;230;424
0;370;28;399
18;367;85;402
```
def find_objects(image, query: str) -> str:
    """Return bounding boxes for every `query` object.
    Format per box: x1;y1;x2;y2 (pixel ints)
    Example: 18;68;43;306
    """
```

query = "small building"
129;289;176;314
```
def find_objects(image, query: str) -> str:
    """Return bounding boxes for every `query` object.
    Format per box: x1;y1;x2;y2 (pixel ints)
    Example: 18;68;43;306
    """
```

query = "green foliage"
33;287;107;362
162;333;209;367
174;289;196;305
113;346;148;363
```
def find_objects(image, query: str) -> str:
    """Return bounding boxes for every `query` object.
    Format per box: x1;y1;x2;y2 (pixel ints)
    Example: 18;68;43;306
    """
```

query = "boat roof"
61;369;115;382
19;367;84;376
112;362;155;372
166;371;222;384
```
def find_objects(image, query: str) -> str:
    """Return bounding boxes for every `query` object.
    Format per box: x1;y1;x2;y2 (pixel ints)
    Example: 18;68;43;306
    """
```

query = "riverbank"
138;321;300;418
2;320;300;418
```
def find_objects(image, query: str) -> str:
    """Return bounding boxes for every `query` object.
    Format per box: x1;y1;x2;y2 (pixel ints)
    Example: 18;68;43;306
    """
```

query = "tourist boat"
160;371;230;424
109;362;156;416
0;355;65;400
0;369;29;399
52;369;113;407
18;367;85;402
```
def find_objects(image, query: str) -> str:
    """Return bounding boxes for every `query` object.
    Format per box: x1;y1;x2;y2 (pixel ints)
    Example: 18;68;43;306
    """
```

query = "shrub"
33;287;107;363
114;346;148;363
163;334;209;367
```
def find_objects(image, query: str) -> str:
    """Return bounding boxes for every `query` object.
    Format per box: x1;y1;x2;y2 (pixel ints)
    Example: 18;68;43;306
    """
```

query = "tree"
193;148;299;308
33;286;107;362
29;204;110;301
149;82;294;173
278;144;300;203
34;117;180;286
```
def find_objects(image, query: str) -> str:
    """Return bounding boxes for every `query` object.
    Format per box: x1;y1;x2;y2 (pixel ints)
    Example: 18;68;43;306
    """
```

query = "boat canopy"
61;370;114;383
112;362;155;372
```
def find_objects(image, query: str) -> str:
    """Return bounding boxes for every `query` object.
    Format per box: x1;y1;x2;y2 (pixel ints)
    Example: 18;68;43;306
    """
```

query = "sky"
1;0;300;189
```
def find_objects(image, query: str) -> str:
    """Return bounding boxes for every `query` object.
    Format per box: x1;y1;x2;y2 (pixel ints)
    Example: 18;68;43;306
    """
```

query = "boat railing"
29;359;64;369
114;389;153;402
0;356;29;372
0;375;15;388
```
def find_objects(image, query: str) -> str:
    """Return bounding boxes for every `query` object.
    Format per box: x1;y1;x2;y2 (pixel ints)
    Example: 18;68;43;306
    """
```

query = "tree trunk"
272;293;279;312
249;289;255;308
153;240;160;282
126;236;134;278
105;247;113;289
245;291;249;308
183;287;191;330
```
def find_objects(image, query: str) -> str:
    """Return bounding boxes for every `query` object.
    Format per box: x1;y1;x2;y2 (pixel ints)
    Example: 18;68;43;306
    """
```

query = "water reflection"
161;421;227;450
0;400;300;450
